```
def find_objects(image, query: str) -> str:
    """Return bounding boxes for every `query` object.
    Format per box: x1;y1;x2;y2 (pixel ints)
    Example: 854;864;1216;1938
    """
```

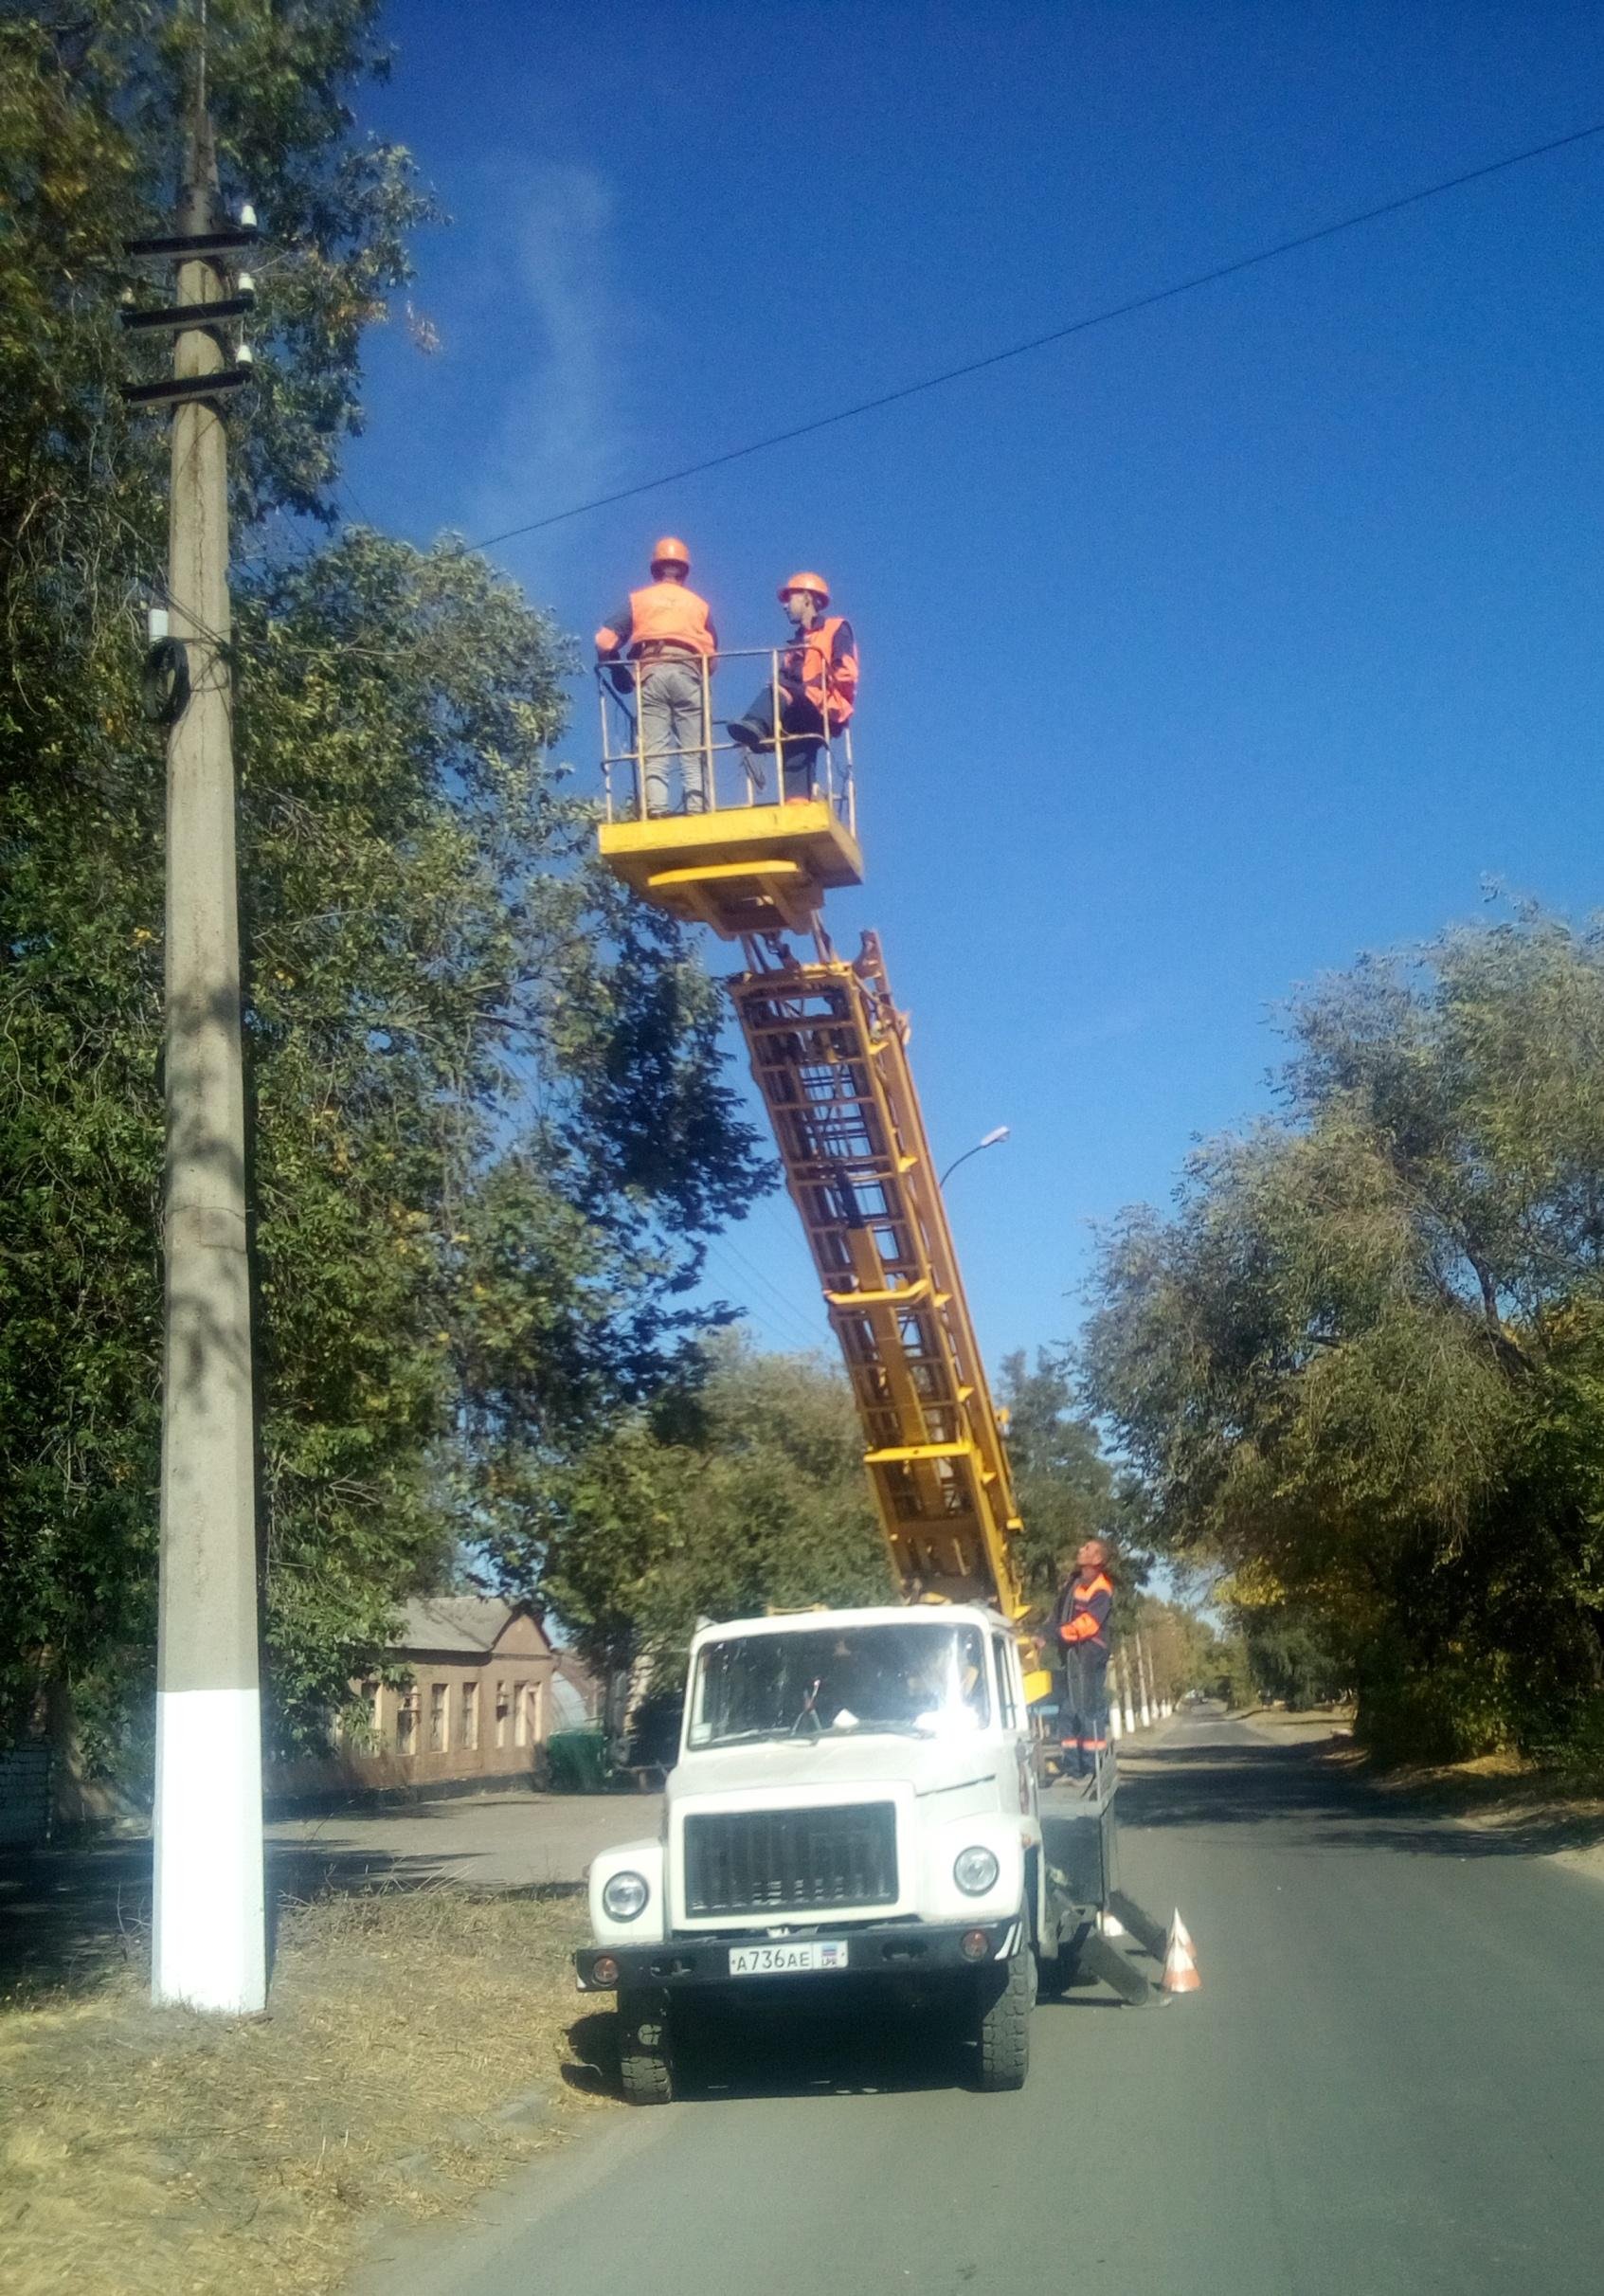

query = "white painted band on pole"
153;1686;266;2013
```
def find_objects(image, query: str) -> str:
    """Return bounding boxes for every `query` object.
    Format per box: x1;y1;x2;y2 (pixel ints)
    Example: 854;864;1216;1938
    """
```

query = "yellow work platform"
597;800;863;940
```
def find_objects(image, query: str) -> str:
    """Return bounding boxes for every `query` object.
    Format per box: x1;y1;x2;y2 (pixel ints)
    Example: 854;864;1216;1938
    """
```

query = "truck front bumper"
575;1916;1019;1993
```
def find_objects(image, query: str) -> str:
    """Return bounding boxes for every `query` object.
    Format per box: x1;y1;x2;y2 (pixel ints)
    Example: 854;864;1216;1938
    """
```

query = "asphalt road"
267;1788;664;1890
361;1707;1604;2296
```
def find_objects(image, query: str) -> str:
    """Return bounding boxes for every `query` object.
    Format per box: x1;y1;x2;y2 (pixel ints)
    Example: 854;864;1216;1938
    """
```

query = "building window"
368;1680;384;1739
461;1680;478;1751
514;1681;529;1747
495;1680;510;1750
396;1685;420;1757
527;1680;546;1745
428;1681;449;1754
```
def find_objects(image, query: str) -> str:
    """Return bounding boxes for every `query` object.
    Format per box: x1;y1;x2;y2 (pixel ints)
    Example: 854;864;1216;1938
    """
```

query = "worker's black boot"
725;718;763;750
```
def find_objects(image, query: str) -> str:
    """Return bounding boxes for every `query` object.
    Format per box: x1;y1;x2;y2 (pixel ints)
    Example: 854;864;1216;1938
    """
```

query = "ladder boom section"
730;933;1028;1622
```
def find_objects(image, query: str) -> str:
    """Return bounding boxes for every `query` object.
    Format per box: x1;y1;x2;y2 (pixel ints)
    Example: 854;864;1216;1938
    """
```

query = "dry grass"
1241;1703;1356;1731
1325;1743;1604;1886
0;1885;613;2296
1338;1741;1604;1816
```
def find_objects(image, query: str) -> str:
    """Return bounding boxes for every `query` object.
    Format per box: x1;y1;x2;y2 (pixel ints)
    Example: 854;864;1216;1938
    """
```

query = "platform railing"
597;646;855;839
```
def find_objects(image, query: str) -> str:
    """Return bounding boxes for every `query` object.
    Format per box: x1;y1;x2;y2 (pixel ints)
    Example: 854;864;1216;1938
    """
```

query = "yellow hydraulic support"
599;798;862;940
595;655;1047;1697
728;933;1045;1690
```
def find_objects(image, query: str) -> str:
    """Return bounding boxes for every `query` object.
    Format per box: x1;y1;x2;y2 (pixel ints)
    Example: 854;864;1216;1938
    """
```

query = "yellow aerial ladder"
597;650;1049;1701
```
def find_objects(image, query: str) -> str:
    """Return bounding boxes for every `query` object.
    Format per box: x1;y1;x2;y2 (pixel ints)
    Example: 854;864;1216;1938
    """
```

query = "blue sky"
343;0;1604;1373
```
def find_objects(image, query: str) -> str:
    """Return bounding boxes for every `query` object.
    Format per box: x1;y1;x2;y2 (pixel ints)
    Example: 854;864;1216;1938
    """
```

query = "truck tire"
971;1920;1035;2091
617;1987;675;2106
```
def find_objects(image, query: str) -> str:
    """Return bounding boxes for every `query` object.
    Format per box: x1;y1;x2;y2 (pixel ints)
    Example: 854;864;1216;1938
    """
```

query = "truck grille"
684;1803;898;1916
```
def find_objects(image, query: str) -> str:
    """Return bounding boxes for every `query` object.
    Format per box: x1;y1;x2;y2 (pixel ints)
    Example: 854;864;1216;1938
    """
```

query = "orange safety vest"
788;614;857;728
610;580;716;660
1057;1571;1113;1652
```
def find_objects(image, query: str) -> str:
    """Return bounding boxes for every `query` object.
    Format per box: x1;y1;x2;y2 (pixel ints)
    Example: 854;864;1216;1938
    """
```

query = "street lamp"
938;1125;1010;1189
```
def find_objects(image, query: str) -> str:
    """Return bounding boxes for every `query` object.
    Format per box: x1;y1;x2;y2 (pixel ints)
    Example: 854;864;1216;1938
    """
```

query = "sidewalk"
0;1789;660;1992
267;1788;662;1890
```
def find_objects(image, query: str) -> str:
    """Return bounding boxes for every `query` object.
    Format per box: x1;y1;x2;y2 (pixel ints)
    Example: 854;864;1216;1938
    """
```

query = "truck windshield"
687;1623;991;1750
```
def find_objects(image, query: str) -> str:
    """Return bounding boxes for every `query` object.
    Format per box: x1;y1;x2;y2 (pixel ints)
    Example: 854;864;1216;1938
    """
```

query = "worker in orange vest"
595;538;718;817
726;571;857;802
1053;1540;1114;1781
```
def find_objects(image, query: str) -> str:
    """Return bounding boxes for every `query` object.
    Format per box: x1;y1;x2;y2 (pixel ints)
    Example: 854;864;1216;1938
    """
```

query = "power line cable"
465;119;1604;555
164;120;1604;683
703;1235;823;1352
338;476;376;529
707;1251;820;1352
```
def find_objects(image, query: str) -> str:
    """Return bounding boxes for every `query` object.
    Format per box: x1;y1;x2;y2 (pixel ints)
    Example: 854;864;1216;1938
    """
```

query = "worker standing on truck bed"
726;570;857;801
595;538;718;818
1054;1540;1114;1779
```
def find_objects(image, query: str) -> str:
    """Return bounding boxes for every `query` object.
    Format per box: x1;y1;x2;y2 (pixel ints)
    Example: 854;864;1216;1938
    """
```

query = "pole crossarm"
123;226;259;258
122;367;251;408
121;293;255;332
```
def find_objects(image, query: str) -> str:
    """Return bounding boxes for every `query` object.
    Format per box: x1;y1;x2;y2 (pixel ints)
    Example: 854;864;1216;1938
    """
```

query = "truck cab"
578;1602;1080;2100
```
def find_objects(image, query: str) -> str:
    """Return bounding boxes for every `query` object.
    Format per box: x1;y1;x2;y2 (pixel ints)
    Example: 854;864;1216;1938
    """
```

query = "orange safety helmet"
778;569;830;606
650;534;692;574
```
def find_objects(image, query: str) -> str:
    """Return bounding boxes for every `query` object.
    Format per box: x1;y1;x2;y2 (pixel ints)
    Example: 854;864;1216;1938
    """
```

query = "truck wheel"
971;1921;1036;2091
617;1987;675;2106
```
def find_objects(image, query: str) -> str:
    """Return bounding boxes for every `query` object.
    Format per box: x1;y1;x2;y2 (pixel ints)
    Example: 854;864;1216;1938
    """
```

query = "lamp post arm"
938;1127;1010;1189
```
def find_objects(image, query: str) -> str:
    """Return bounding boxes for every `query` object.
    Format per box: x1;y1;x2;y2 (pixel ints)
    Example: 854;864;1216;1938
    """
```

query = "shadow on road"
14;1731;1593;2009
1120;1737;1604;1861
0;1835;576;1998
563;1986;982;2105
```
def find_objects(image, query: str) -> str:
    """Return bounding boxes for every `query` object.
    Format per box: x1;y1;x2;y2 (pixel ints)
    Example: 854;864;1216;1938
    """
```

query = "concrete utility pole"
145;63;265;2015
1121;1646;1137;1735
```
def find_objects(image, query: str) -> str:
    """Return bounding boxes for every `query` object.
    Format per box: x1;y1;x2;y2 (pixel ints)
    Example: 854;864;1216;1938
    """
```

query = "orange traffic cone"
1161;1908;1200;1996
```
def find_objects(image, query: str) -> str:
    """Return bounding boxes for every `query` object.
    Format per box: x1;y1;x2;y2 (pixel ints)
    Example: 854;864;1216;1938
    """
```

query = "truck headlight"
953;1845;1000;1896
602;1871;649;1921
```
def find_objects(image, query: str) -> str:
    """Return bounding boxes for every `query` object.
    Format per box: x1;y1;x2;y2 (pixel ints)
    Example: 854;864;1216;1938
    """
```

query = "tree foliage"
1;4;769;1764
1215;1580;1352;1710
237;533;767;1743
1080;909;1604;1760
997;1347;1127;1598
515;1337;893;1680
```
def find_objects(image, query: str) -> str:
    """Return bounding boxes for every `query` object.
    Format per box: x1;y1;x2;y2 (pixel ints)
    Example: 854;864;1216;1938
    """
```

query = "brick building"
268;1596;600;1800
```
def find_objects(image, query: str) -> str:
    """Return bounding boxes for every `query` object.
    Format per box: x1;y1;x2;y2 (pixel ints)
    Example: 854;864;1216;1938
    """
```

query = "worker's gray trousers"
638;659;711;817
1061;1646;1110;1779
738;685;826;800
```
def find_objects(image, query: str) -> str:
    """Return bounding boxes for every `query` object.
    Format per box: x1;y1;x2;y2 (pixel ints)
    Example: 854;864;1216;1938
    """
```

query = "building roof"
396;1595;544;1656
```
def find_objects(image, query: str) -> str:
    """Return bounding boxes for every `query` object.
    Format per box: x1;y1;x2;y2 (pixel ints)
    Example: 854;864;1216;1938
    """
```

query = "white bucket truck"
576;1603;1098;2102
581;697;1149;2101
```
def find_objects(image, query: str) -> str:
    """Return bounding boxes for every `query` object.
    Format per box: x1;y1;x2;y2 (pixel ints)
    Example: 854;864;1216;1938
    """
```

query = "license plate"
728;1940;849;1977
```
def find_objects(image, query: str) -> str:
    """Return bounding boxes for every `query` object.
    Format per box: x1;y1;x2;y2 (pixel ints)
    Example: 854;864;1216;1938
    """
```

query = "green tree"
522;1336;892;1680
1222;1592;1352;1709
1080;908;1604;1761
0;6;769;1766
237;533;767;1744
2;0;430;1759
997;1348;1119;1597
1192;1624;1255;1711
